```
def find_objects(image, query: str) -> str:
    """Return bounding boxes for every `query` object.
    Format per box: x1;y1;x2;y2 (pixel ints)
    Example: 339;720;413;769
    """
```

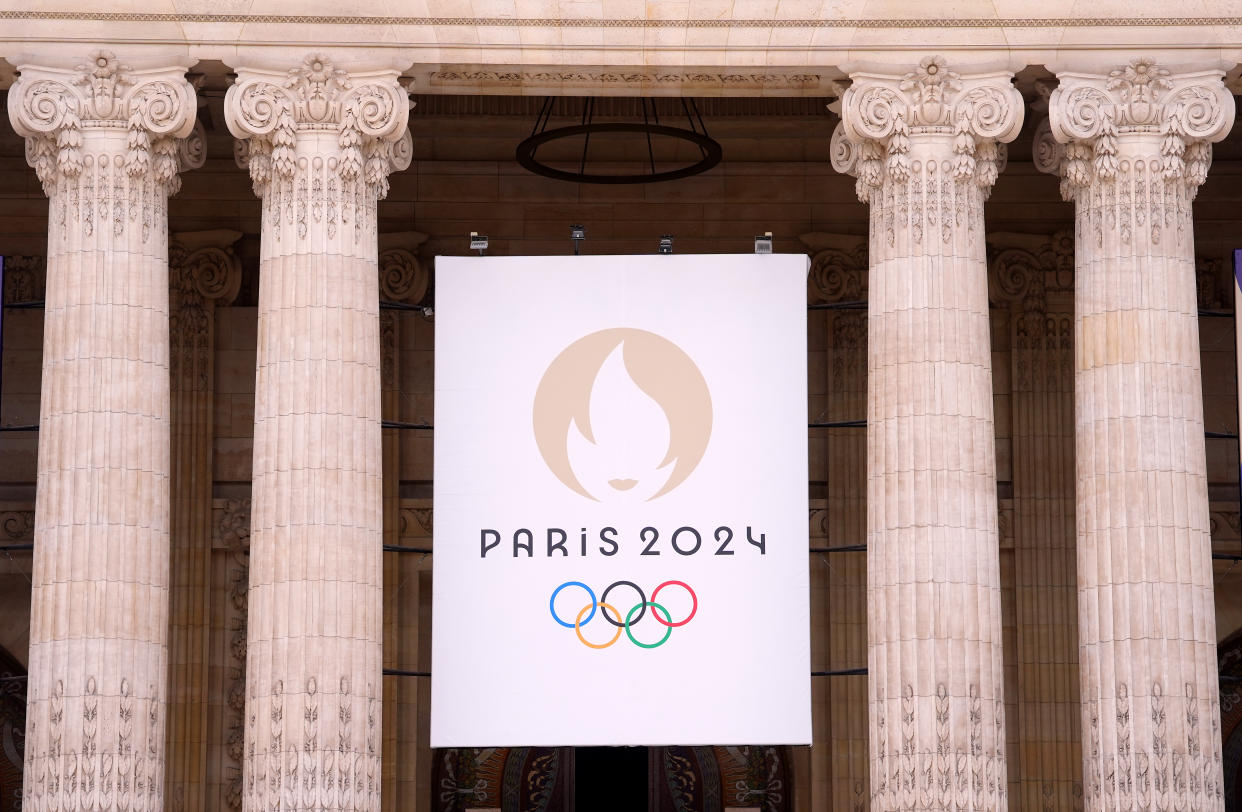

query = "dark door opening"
574;746;649;810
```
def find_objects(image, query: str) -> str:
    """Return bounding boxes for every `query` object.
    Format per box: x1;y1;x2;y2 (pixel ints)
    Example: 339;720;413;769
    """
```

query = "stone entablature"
3;10;1242;96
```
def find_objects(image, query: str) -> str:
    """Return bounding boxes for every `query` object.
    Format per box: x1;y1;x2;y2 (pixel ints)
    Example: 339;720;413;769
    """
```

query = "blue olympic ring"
549;581;596;628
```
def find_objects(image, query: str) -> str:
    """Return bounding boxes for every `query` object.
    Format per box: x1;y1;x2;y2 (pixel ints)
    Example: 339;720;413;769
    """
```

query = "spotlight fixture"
469;232;489;255
754;232;773;254
571;225;585;256
659;235;674;255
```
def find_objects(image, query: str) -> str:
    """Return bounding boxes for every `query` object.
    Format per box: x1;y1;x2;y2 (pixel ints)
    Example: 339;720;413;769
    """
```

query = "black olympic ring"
600;581;646;627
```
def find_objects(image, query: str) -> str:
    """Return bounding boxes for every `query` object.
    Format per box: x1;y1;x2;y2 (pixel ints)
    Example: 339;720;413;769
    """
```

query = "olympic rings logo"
549;580;698;649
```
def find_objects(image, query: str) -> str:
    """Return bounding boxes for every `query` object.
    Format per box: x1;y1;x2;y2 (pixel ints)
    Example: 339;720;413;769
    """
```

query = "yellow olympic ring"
575;602;623;649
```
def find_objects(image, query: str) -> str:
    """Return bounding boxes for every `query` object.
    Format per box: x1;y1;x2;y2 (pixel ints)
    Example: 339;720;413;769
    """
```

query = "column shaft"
832;56;1023;811
1044;61;1235;812
6;51;198;811
225;55;410;811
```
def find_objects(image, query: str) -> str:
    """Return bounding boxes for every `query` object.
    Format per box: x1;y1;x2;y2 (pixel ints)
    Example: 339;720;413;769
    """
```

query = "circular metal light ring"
515;122;722;185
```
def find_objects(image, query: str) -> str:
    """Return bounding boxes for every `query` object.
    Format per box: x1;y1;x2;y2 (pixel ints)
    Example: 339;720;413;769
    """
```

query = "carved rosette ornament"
224;54;412;246
5;52;199;812
832;57;1020;812
227;55;408;812
1041;59;1232;812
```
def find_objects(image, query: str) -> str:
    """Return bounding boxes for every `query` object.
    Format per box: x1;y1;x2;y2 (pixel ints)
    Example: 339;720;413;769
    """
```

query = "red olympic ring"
651;580;697;627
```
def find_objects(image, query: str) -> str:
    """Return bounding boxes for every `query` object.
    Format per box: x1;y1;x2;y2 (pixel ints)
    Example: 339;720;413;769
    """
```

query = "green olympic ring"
625;601;673;649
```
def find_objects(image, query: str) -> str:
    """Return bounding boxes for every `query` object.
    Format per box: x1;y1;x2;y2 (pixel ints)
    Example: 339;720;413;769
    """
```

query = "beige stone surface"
832;57;1023;810
5;51;199;811
225;55;410;811
1;5;1242;99
1043;59;1236;811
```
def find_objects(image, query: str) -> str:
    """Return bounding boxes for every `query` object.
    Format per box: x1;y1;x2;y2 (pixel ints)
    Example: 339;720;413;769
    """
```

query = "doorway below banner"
431;745;793;811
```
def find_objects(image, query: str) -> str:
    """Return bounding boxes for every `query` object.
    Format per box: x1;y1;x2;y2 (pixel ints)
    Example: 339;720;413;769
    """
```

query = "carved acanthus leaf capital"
7;52;198;195
1046;59;1234;195
224;55;411;198
831;57;1022;201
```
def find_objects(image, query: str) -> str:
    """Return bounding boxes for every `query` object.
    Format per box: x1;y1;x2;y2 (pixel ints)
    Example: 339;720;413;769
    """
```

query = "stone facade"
1;7;1242;811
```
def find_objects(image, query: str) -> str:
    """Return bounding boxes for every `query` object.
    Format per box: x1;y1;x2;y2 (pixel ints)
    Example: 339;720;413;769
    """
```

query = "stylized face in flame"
533;328;713;501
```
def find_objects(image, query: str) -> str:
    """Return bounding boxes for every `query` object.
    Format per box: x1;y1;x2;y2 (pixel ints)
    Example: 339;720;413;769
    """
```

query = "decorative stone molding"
831;56;1022;205
0;509;34;542
427;68;827;94
988;231;1075;391
169;231;243;391
0;255;45;304
211;499;251;810
800;232;867;305
378;232;430;386
1197;256;1223;309
1043;58;1233;209
378;238;429;305
7;50;198;208
397;506;433;540
800;232;868;386
224;54;412;241
212;498;251;551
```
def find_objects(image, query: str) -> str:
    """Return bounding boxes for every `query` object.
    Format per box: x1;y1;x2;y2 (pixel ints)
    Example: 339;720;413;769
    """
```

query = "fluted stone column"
988;232;1082;810
1039;59;1235;811
831;56;1022;811
376;235;429;812
803;233;871;810
167;231;242;811
6;50;199;811
224;54;411;811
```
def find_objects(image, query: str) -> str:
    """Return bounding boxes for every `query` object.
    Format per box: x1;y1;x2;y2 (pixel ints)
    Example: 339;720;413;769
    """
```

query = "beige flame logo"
533;328;712;501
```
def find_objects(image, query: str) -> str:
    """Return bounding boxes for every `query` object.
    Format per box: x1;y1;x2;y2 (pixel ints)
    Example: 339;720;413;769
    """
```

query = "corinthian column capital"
224;53;412;201
7;50;198;197
831;56;1023;202
1045;58;1234;196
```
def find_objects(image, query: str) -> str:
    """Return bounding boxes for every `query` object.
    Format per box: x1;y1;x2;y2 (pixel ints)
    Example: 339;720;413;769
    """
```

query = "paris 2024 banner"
431;254;811;747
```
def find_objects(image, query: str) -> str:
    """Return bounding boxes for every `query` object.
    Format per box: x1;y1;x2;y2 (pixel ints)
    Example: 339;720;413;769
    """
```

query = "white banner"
432;254;811;747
